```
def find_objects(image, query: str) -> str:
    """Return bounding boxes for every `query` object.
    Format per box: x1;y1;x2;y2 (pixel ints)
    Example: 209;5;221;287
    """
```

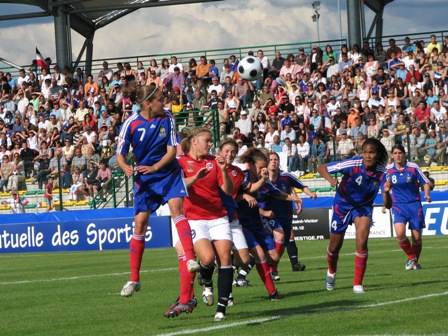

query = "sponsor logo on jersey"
407;174;411;183
159;127;166;137
206;162;214;171
231;170;237;176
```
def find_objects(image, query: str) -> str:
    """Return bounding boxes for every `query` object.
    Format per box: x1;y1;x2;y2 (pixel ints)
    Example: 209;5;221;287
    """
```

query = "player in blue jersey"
234;148;303;300
116;84;199;312
387;144;431;270
318;138;392;294
264;152;317;280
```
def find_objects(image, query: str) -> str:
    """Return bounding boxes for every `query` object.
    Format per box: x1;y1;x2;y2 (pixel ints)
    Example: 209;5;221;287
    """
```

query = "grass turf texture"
1;236;447;336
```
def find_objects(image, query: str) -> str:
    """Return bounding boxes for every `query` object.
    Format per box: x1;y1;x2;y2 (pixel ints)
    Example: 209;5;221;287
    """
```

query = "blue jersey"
117;109;180;183
264;171;307;220
386;162;429;204
237;170;282;226
220;164;251;221
327;156;387;207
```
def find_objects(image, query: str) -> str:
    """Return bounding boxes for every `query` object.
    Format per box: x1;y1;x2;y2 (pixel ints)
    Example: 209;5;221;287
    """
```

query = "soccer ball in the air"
238;56;263;81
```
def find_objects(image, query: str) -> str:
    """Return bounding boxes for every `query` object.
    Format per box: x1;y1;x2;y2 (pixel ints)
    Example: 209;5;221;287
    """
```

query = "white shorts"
230;219;248;251
189;216;232;243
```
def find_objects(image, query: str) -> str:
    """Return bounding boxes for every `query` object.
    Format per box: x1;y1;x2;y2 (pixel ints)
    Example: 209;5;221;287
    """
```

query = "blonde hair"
180;127;211;154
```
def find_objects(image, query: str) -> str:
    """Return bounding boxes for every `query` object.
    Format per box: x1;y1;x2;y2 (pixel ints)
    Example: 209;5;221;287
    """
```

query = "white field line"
0;246;442;285
156;291;448;336
0;268;176;285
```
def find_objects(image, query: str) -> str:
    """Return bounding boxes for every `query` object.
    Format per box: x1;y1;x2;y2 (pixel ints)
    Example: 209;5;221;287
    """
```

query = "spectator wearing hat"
295;47;310;72
146;70;163;89
336;129;354;160
2;189;25;214
420;170;435;191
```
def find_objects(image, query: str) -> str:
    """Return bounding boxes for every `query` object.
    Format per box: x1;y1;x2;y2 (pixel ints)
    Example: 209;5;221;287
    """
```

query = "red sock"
255;259;276;295
353;250;368;286
129;235;145;282
398;238;415;260
269;241;284;273
173;216;195;261
327;246;339;275
412;242;422;262
178;256;195;303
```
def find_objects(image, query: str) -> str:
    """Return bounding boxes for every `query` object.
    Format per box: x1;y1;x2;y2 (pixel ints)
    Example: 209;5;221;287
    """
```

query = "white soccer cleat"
325;271;336;291
353;285;365;294
202;286;214;306
121;281;141;297
187;259;200;273
405;258;415;270
214;312;226;322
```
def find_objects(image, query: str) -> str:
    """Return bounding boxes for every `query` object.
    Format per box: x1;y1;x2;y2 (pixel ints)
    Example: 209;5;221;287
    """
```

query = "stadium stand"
0;32;447;213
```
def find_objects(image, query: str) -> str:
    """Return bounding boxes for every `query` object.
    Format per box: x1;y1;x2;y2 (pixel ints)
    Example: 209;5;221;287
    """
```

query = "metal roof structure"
0;0;222;72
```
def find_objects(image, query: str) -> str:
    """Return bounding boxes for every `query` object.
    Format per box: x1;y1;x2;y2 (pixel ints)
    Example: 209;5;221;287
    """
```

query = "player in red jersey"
116;84;199;305
172;127;234;322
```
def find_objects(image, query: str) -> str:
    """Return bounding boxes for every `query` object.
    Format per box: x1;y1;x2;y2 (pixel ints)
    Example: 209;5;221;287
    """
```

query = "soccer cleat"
405;258;415;270
271;271;281;281
120;281;141;297
187;259;200;273
232;278;249;287
214;312;226;322
202;286;214;306
413;263;422;270
268;290;281;301
163;300;195;318
292;262;306;272
353;285;365;294
227;294;235;306
325;271;336;291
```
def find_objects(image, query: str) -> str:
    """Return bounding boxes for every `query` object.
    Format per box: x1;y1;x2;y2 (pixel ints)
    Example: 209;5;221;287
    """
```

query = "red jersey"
44;183;53;199
178;154;227;220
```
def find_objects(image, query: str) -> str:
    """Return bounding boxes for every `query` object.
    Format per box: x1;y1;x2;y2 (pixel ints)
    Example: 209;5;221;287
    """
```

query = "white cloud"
0;0;446;68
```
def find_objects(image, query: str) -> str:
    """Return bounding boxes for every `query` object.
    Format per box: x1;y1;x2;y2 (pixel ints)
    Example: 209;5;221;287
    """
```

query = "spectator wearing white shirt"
235;110;252;137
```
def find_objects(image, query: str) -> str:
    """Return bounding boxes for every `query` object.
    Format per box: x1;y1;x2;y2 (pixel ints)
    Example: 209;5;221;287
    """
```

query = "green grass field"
1;236;447;336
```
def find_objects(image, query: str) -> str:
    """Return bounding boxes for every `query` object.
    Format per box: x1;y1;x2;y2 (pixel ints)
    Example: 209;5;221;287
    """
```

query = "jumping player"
318;138;392;294
264;152;317;281
117;84;199;300
387;144;431;270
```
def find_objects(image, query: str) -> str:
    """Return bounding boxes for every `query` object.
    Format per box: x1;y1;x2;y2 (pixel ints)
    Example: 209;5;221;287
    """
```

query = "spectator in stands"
93;160;111;201
33;153;51;189
337;130;354;160
309;136;326;173
20;141;35;178
350;116;367;140
0;154;13;191
2;189;25;213
49;148;71;188
235;110;252;137
296;134;310;174
280;124;296;143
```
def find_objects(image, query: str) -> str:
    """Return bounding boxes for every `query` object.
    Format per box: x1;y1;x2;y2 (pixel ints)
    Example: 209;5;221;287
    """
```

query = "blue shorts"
331;202;373;234
261;216;292;246
392;202;425;231
133;167;187;215
242;225;276;251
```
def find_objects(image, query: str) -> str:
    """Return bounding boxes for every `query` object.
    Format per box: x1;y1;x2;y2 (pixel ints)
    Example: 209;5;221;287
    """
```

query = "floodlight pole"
312;1;321;43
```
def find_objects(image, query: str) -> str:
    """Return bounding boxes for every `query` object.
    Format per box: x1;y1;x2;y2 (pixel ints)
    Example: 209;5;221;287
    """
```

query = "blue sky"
0;0;447;67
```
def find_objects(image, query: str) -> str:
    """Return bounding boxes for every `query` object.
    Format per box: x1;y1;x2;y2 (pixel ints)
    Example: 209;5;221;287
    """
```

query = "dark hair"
237;147;267;165
362;138;388;166
391;144;406;154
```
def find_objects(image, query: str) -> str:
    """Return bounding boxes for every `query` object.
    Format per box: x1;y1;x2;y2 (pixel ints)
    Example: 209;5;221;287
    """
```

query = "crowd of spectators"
1;35;448;200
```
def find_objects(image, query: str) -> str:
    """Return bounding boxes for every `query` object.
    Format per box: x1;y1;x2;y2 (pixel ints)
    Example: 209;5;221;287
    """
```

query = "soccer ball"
238;56;263;81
